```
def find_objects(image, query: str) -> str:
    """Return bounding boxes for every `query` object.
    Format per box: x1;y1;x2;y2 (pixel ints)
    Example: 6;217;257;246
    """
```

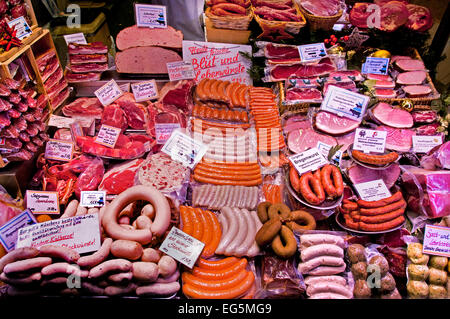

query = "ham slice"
115;47;182;74
68;42;108;55
396;71;427;85
376;125;415;152
286;87;322;101
315;111;360;135
375;89;396;98
65;72;102;83
69;63;108;73
288;127;337;154
348;163;401;189
69;54;108;65
395;59;425;71
115;25;183;51
403;85;432;97
371;102;413;128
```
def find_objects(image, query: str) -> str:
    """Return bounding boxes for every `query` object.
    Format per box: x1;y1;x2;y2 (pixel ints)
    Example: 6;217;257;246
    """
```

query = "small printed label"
80;191;106;208
412;135;443;154
155;123;180;144
94;79;123;106
119;83;130;93
289;147;329;175
63;32;87;45
135;4;167;28
167;61;195;82
48;115;75;128
95;124;122;149
16;214;101;254
362;57;390;75
161;129;208;169
70;121;84;142
316;141;342;165
353;128;387;154
0;138;5;146
423;225;450;258
158;227;205;269
26;190;60;215
321;85;369;121
298;43;327;62
45;139;74;162
131;80;158;102
0;209;37;252
7;16;32;40
354;179;391;202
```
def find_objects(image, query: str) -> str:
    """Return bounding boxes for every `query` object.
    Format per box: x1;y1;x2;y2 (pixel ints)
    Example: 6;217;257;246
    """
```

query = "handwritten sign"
94;79;123;106
119;83;130;93
182;41;252;84
63;32;87;45
155;123;180;144
80;191;106;208
362;57;390;75
423;225;450;257
45;139;74;162
289;147;328;175
298;43;327;62
131;80;158;102
353;179;391;202
0;209;37;252
26;190;60;215
159;227;205;268
167;61;195;82
8;16;32;40
135;4;167;28
16;214;101;254
353;128;387;154
321;85;369;121
412;135;443;154
48;115;75;128
95;124;122;148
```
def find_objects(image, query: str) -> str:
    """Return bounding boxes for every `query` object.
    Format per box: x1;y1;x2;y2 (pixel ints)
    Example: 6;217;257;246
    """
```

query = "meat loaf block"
115;25;183;51
115;47;182;74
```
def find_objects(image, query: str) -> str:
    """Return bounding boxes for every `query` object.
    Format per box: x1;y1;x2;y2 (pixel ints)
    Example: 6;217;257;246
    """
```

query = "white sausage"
234;209;255;257
217;207;238;255
77;238;113;268
215;209;231;255
41;262;81;276
304;275;348;287
301;244;344;262
135;282;180;297
298;256;345;274
0;247;39;273
39;245;80;263
299;234;345;249
247;210;262;257
307;264;347;276
306;282;353;298
0;272;41;285
224;208;247;256
309;292;350;299
4;257;52;274
76;205;88;216
88;259;132;279
60;199;79;219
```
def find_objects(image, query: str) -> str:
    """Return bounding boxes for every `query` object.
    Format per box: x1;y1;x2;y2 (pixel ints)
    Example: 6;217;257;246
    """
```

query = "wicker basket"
298;5;343;31
205;7;253;31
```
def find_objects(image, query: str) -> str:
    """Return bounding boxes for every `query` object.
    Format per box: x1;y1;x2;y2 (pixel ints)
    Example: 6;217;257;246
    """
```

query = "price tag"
423;225;450;258
26;190;60;215
95;124;122;148
70;121;84;142
131;80;158;102
353;179;391;202
412;135;443;154
63;32;87;45
155;123;180;144
159;227;205;268
161;129;208;169
16;214;101;254
80;191;106;208
321;85;369;121
0;137;5;146
289;147;328;175
135;4;167;28
167;61;195;82
362;57;390;75
0;209;37;252
7;16;32;40
94;79;123;106
45;139;74;162
48;114;75;128
353;128;387;154
298;43;327;62
316;141;342;165
119;83;130;93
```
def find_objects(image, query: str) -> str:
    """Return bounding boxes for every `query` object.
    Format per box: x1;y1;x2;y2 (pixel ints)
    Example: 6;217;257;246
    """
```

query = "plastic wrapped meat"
420;141;450;170
0;185;24;226
74;156;105;198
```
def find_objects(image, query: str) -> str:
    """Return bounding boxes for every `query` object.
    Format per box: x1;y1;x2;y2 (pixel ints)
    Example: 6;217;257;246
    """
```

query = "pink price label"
95;124;121;148
45;139;74;162
26;190;60;215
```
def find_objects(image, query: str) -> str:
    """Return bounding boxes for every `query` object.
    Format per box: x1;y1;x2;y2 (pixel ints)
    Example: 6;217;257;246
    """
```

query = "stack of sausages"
340;191;406;232
206;0;251;17
191;184;259;210
192;104;249;122
193;160;262;186
195;78;249;109
201;130;257;163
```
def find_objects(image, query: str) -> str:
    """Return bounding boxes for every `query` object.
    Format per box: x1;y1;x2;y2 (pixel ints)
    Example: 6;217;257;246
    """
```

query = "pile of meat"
0;0;31;26
0;78;49;162
115;25;183;74
252;0;303;22
299;0;342;17
392;55;434;98
65;42;108;83
206;0;250;16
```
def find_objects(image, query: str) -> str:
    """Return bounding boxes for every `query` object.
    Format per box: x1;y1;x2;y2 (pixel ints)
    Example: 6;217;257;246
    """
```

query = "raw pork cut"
74;156;105;198
300;0;341;16
403;85;431;97
101;104;128;131
405;4;433;32
328;70;363;82
283;115;309;134
0;98;12;111
315;111;360;135
62;97;103;119
36;50;57;72
366;73;392;81
65;72;102;83
415;123;439;136
376;125;415;152
373;80;395;89
69;54;108;65
159;80;195;114
69;63;108;73
287;127;337;153
115;93;149;130
115;25;183;51
286;87;322;101
371;102;413;128
98;158;144;195
264;42;300;59
348;163;401;189
266;57;336;81
335;131;356;152
68;42;108;55
50;88;70;109
44;68;64;90
420;142;450;170
396;71;427;85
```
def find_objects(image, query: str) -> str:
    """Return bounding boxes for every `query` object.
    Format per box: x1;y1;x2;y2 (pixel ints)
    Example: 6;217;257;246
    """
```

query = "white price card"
155;123;180;144
298;42;327;62
7;16;32;40
26;190;60;215
94;79;123;106
16;214;101;254
353;128;387;154
167;61;195;82
161;129;208;169
131;80;158;102
95;124;122;148
63;32;87;45
316;141;342;164
0;209;37;252
353;179;391;202
135;4;167;28
48;114;75;128
45;139;74;162
423;225;450;258
321;85;370;121
289;147;329;175
412;135;443;154
80;191;106;208
159;227;205;269
362;57;390;75
119;82;130;93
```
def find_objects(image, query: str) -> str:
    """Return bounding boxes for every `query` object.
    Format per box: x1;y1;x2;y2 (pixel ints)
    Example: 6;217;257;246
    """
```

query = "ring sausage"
359;200;406;216
352;150;399;166
182;269;249;290
190;258;248;281
299;172;326;205
77;237;113;268
320;164;344;198
289;166;302;193
357;191;403;208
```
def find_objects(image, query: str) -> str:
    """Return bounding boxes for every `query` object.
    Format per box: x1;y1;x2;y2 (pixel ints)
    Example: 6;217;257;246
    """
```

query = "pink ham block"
371;102;414;128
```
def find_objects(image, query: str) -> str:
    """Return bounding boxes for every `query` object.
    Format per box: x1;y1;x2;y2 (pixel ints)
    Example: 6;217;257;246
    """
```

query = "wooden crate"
205;17;251;44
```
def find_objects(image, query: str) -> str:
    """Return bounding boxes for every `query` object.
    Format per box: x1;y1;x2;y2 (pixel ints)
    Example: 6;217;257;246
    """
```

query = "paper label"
16;214;101;254
95;124;122;148
131;80;158;102
353;128;387;154
135;4;167;28
0;137;5;146
0;209;37;252
423;225;450;258
316;141;342;165
7;16;32;40
45;139;74;162
48;114;75;128
182;40;253;84
26;190;60;215
119;83;130;93
70;121;84;142
167;61;195;81
289;147;329;175
321;85;369;121
298;43;327;62
412;135;443;154
155;123;180;144
94;79;123;106
362;57;390;75
159;227;205;269
161;129;208;169
80;191;106;208
353;179;391;202
63;32;87;45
